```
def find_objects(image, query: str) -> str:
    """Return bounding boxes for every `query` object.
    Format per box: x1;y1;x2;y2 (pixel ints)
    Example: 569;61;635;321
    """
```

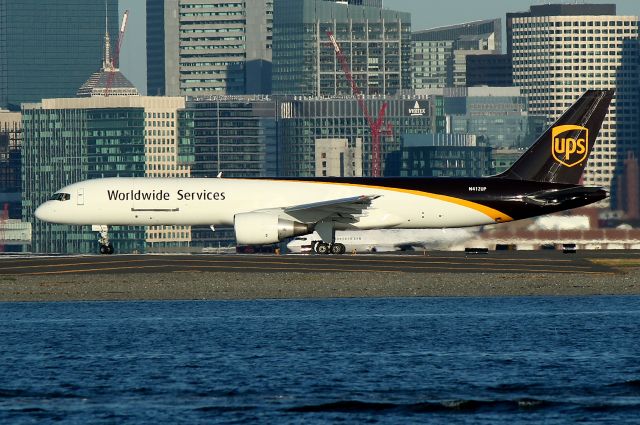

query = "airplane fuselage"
35;176;606;230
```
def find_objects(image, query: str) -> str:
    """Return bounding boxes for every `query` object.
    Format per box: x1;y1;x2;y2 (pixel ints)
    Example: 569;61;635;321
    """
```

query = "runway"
0;251;618;276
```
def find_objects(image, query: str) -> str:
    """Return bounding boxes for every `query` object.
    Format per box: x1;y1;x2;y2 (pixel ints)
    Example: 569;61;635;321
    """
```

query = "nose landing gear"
99;243;114;255
92;225;114;255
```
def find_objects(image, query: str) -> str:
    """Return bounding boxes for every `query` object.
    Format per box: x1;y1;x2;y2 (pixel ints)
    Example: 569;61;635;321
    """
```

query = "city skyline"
385;0;639;30
119;0;639;94
4;0;640;254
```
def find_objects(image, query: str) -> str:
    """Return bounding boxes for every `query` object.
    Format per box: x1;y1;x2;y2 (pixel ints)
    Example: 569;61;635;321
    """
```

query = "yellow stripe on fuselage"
273;179;514;223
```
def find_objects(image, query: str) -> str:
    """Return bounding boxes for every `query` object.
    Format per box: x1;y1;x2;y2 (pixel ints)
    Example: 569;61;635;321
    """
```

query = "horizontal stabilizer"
524;186;607;206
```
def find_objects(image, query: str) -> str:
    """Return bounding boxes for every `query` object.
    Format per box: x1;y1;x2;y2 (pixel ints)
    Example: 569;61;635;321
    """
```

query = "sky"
385;0;639;31
118;0;146;94
119;0;640;95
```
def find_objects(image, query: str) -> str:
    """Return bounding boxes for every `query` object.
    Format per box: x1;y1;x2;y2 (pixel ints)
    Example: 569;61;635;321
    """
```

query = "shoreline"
1;268;639;302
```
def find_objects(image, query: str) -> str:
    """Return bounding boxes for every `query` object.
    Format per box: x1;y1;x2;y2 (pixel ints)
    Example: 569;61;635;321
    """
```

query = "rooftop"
76;8;139;98
77;69;139;97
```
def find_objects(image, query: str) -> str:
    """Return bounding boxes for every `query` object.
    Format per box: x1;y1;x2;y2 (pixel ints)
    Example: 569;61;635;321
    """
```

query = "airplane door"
77;188;85;206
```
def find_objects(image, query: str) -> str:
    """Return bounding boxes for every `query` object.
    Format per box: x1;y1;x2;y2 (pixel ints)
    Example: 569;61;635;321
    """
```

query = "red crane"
327;31;391;177
105;10;129;97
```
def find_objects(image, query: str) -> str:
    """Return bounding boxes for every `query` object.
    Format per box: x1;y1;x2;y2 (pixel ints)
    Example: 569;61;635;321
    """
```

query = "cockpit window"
50;193;71;201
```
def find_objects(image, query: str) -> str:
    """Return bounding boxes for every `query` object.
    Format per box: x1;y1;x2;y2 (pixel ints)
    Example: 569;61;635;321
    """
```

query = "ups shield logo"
551;125;589;167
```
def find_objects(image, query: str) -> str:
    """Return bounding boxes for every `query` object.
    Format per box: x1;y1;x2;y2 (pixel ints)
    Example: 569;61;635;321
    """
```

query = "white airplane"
35;90;612;255
287;229;475;253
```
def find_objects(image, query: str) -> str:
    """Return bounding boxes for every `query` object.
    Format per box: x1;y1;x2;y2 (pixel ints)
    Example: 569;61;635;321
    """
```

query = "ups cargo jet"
35;90;613;255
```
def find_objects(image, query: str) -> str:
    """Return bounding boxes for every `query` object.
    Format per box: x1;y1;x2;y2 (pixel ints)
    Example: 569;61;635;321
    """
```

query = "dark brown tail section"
498;89;614;184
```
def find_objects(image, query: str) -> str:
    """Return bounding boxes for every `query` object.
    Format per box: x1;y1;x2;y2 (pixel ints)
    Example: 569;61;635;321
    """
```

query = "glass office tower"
0;0;118;110
22;99;146;254
179;97;278;179
146;0;167;96
23;96;190;254
272;0;412;96
278;96;436;177
398;134;494;177
0;112;21;219
178;97;278;249
436;87;544;149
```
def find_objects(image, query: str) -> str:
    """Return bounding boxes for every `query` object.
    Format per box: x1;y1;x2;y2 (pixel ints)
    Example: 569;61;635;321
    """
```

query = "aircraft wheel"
107;244;114;255
316;242;330;255
330;243;346;255
99;245;108;255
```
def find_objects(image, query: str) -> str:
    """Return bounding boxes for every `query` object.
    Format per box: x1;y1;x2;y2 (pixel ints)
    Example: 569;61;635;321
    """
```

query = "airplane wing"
257;195;380;224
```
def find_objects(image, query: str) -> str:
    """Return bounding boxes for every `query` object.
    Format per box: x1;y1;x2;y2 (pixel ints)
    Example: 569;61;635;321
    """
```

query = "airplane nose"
34;202;56;222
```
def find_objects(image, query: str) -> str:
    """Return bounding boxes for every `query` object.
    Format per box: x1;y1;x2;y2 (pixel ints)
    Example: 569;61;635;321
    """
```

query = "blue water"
1;297;640;424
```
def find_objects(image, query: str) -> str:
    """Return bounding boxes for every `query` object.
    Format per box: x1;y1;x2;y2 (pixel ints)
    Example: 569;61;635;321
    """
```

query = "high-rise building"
335;0;383;6
492;148;525;174
146;0;168;96
508;4;639;202
278;96;435;177
417;87;545;149
0;0;118;110
272;0;411;96
616;152;639;220
394;134;494;177
0;111;21;219
142;97;190;250
22;97;189;254
146;0;273;97
179;97;278;179
412;19;502;89
466;54;513;87
178;96;278;249
315;138;363;177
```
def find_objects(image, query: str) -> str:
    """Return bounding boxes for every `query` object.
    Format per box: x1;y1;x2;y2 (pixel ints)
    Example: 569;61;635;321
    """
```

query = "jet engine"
234;212;312;245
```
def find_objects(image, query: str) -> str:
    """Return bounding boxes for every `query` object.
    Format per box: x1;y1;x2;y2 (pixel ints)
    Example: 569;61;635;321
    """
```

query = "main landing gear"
310;221;345;254
92;225;114;255
311;241;346;255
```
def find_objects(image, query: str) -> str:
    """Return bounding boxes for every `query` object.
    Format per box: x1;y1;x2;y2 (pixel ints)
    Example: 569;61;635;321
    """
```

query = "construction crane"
327;31;392;177
105;9;129;97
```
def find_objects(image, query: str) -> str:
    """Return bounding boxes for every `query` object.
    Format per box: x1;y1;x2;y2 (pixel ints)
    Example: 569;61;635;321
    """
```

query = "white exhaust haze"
287;228;477;253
